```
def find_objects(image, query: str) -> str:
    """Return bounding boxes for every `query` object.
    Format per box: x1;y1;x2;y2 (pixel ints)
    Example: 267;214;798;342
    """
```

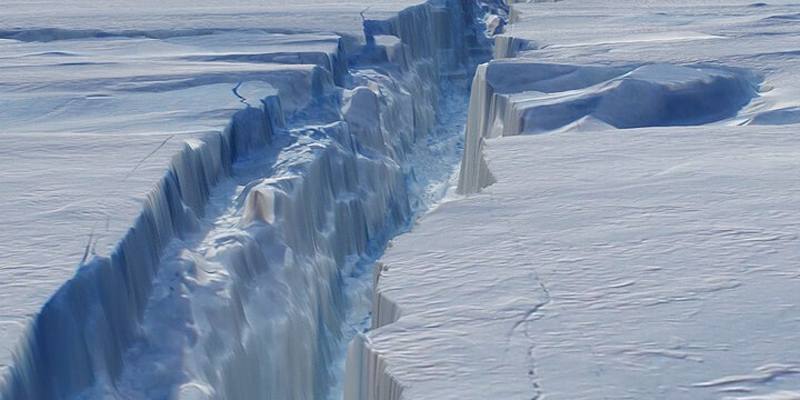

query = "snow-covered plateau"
0;0;509;399
347;1;800;399
3;0;800;399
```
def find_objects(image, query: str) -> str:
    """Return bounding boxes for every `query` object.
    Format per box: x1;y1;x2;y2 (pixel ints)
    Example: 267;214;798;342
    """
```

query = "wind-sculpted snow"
0;0;499;399
497;62;753;133
0;1;469;40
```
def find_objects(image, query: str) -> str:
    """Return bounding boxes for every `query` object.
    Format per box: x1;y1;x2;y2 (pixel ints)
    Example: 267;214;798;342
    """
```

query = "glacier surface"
348;0;800;399
353;125;800;400
0;0;506;399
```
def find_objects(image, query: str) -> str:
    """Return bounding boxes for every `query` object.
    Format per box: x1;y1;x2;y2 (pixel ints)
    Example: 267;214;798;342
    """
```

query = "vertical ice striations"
456;60;756;194
456;59;541;194
455;63;498;194
0;1;502;400
493;35;533;59
168;117;412;400
343;2;506;400
0;90;287;400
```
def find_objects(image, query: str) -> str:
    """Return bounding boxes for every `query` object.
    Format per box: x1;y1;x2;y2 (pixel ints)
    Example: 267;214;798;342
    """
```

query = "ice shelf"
348;1;800;399
350;126;800;400
457;0;800;194
0;0;507;399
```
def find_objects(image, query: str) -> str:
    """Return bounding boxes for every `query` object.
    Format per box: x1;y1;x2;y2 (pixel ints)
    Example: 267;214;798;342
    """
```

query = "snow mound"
589;64;756;129
490;62;754;135
750;107;800;125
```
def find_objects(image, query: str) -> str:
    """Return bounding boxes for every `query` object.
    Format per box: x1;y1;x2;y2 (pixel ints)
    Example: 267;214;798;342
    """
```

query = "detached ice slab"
501;0;800;127
0;30;340;381
459;0;800;195
479;62;756;136
350;126;800;400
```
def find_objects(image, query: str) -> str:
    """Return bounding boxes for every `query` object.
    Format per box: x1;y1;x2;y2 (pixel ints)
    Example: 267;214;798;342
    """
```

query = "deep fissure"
0;1;507;399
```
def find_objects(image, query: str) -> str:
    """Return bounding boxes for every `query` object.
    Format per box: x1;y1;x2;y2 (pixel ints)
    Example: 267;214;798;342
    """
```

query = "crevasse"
0;1;506;399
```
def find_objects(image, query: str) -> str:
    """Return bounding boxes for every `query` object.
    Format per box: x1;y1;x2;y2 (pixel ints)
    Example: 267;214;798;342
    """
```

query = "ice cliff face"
0;1;503;399
349;1;800;399
456;61;758;194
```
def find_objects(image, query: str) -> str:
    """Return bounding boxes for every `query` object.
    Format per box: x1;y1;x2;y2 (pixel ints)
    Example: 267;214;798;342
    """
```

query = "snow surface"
352;126;800;400
0;1;432;40
0;28;343;395
2;33;278;381
0;0;504;399
347;1;800;399
458;0;800;193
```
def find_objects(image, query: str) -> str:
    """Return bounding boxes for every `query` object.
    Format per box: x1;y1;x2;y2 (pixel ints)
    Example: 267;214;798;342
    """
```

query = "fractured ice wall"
0;1;500;399
457;61;757;193
1;93;285;400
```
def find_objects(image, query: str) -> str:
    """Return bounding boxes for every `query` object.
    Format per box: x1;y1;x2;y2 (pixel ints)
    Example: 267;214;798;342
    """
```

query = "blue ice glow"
0;1;504;399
